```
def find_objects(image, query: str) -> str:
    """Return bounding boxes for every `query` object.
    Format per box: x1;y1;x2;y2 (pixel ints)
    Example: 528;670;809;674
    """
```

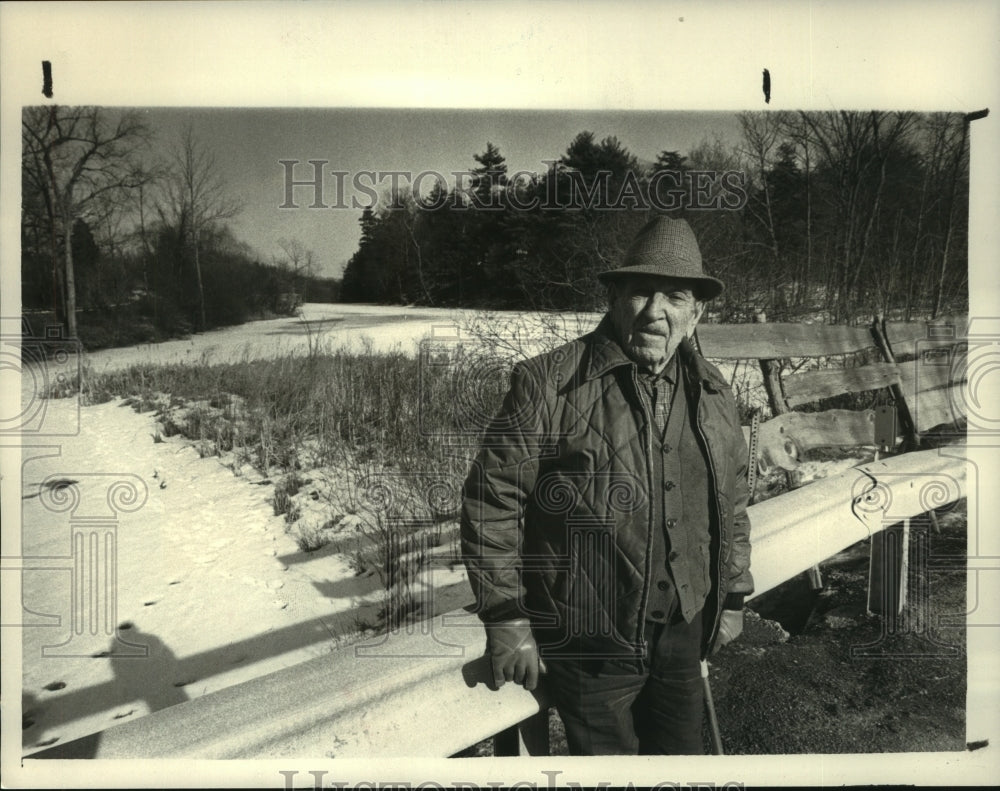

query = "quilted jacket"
460;315;753;659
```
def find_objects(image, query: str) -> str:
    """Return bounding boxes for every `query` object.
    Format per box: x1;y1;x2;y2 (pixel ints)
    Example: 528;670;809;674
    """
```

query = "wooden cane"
701;659;724;755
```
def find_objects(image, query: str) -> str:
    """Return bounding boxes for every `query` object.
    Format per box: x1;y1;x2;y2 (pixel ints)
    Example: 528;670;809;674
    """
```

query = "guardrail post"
854;515;959;658
493;708;549;756
867;517;910;621
866;406;910;621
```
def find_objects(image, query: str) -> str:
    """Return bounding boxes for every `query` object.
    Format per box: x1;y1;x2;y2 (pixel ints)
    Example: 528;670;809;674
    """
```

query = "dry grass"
50;340;510;634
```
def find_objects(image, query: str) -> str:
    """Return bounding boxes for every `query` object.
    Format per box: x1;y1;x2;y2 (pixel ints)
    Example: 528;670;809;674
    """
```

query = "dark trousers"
543;615;704;755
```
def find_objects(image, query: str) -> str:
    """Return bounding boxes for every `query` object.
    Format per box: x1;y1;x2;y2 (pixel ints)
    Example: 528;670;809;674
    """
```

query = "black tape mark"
762;68;771;104
42;61;53;98
967;738;989;751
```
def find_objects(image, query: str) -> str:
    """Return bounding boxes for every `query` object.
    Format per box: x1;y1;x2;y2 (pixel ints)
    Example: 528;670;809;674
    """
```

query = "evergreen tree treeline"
340;111;970;322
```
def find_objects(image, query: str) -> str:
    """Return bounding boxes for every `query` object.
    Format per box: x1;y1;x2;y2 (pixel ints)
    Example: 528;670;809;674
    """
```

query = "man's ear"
687;300;706;336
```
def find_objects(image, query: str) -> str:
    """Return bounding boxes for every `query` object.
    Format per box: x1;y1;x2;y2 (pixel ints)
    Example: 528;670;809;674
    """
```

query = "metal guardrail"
29;447;967;760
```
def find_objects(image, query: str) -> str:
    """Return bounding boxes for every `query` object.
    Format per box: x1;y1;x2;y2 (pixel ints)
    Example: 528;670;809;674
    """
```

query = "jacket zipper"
631;366;655;651
692;378;726;656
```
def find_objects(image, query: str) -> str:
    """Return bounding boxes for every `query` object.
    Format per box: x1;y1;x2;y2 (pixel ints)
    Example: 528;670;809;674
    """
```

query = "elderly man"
461;216;752;755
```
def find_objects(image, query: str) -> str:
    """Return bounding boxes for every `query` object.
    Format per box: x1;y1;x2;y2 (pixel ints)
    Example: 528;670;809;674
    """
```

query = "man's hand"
486;618;545;691
713;609;744;653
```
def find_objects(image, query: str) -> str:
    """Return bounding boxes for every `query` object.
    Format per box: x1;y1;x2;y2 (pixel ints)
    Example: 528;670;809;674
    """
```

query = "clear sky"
139;108;744;278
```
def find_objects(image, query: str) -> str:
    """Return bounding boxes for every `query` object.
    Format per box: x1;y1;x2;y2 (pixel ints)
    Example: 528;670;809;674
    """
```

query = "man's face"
607;275;706;374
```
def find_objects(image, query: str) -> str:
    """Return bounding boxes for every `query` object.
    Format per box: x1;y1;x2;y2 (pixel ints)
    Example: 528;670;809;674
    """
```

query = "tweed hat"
598;216;725;299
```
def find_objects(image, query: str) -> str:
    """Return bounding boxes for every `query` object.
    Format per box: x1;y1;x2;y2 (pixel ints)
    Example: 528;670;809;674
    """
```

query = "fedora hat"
598;215;724;300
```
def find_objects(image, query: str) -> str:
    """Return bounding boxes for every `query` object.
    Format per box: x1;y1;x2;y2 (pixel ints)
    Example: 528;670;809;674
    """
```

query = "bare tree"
159;125;243;331
123;162;167;299
276;238;317;301
797;110;917;321
21;106;150;336
931;113;970;319
778;113;816;310
684;133;753;317
737;111;787;264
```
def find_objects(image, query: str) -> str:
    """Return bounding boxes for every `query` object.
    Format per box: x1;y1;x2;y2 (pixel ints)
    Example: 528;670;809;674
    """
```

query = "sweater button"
662;443;672;454
657;580;669;591
651;609;666;620
664;480;675;491
669;550;680;562
666;518;677;529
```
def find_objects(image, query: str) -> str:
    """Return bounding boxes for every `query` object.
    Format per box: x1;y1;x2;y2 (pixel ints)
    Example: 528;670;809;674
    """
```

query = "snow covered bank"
17;306;484;754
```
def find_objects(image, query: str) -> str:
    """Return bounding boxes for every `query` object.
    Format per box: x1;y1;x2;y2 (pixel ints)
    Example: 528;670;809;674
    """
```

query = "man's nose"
641;292;669;317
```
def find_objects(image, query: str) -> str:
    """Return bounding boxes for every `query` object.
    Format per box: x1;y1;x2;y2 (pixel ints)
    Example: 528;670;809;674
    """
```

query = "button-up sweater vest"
644;364;713;624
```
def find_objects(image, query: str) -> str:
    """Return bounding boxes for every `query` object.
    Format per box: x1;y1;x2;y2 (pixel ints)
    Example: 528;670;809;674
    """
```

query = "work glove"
486;618;545;691
713;609;744;653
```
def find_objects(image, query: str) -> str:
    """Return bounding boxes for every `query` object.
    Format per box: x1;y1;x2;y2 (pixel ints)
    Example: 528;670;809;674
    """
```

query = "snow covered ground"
16;304;488;755
77;303;465;375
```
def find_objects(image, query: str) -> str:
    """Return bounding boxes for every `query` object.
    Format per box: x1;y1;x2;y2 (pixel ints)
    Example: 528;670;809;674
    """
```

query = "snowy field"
73;303;604;377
